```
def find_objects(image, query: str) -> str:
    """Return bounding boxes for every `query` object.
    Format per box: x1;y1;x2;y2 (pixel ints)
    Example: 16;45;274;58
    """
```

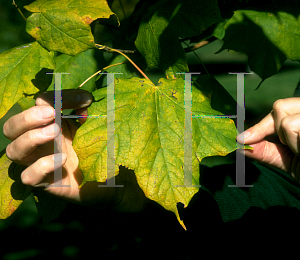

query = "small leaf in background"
73;77;238;228
0;152;31;219
0;42;55;119
218;9;300;81
17;98;36;111
194;74;237;116
47;49;97;92
24;0;117;56
188;21;226;44
135;0;223;77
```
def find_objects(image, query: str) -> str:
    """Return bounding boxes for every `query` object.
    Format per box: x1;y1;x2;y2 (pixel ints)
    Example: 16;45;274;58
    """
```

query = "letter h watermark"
47;72;123;188
49;71;253;188
177;72;253;188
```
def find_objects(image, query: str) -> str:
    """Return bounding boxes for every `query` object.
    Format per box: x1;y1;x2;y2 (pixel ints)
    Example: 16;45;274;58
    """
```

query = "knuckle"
25;129;39;144
22;106;38;125
273;99;285;112
281;116;291;131
22;109;32;126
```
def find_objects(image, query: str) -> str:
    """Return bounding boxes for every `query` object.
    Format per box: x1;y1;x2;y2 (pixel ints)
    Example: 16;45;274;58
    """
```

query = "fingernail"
76;92;93;106
42;124;60;136
237;131;251;143
38;106;54;119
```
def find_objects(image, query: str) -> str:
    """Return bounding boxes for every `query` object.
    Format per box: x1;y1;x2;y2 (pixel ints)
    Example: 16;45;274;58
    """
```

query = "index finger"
237;112;276;144
36;89;93;110
3;106;55;141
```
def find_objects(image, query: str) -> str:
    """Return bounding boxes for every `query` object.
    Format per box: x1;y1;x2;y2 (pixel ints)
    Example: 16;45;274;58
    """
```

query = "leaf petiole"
12;0;27;21
78;62;125;89
95;43;150;80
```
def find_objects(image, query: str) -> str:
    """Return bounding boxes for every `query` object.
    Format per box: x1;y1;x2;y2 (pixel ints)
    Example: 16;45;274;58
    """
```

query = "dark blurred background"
1;0;300;259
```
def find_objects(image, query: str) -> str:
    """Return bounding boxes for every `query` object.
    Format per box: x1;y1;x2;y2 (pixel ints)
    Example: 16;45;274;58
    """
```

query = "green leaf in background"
135;0;223;77
194;74;237;116
73;77;238;229
47;49;97;92
24;0;117;56
188;21;226;45
17;98;36;111
0;41;55;119
0;152;31;219
218;9;300;81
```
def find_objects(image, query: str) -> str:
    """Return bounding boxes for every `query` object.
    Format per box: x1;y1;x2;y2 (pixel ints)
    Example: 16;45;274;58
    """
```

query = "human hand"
237;97;300;181
3;89;147;212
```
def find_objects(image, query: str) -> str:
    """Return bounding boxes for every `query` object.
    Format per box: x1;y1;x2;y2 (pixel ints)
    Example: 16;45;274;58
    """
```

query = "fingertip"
36;92;53;107
62;153;67;165
54;153;67;168
239;113;276;144
237;131;251;144
76;91;93;108
21;153;68;187
75;108;88;124
77;118;87;125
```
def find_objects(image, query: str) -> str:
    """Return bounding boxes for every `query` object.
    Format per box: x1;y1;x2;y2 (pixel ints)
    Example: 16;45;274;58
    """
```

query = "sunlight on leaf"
0;41;55;119
25;0;117;56
135;0;223;77
73;77;238;228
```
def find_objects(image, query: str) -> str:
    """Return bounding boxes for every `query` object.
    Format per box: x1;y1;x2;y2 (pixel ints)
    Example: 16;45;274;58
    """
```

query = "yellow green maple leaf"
73;77;239;229
25;0;118;56
0;41;55;119
0;152;31;219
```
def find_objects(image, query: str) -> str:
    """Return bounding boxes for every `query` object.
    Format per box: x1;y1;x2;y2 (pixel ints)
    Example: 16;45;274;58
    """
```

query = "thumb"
237;112;293;172
36;89;93;110
241;140;293;173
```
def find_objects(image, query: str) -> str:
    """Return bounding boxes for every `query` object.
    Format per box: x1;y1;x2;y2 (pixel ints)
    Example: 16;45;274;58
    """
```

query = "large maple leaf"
73;77;238;229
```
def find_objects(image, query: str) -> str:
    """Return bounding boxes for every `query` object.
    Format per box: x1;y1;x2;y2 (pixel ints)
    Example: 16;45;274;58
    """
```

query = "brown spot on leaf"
9;205;17;215
8;200;17;215
82;15;94;25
